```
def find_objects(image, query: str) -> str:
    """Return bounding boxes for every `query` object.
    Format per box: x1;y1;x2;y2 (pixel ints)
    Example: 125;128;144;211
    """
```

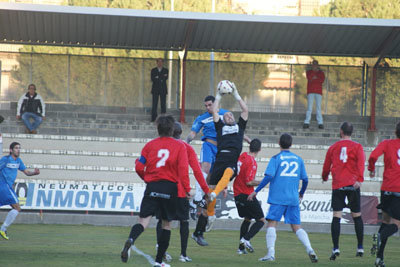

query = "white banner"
4;180;375;224
3;180;145;212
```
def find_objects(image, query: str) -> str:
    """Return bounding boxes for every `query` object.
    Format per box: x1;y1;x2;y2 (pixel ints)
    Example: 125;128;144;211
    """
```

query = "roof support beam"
178;20;195;123
369;27;400;132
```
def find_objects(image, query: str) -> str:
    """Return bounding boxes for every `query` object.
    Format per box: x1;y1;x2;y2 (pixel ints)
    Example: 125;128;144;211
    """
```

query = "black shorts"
380;191;400;221
331;186;361;212
209;159;237;186
156;197;189;221
139;181;177;221
234;194;264;220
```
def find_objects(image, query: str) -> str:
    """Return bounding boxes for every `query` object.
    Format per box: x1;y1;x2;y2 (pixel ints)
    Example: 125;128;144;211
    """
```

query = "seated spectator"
16;84;45;134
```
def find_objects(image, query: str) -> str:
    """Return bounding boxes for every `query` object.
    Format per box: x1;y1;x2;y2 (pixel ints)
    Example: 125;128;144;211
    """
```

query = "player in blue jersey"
186;95;228;220
0;142;40;240
248;134;318;263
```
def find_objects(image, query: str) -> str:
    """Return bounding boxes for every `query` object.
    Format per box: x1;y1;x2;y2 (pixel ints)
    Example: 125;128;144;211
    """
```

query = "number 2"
237;161;242;175
156;149;170;168
340;147;348;163
397;149;400;166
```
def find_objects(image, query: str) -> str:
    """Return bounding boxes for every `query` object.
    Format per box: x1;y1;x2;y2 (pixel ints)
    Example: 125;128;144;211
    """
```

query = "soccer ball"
217;80;234;95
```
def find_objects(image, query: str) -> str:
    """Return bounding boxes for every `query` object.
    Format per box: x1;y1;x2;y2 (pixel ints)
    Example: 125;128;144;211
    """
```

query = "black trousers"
151;92;167;121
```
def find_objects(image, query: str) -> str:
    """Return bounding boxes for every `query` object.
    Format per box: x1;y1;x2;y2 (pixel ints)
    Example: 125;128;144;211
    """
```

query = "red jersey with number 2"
233;152;258;196
368;139;400;192
322;139;365;190
135;137;190;193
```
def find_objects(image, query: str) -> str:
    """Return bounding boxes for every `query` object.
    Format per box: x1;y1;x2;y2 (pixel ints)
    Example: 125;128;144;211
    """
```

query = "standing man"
303;60;325;129
120;115;189;267
151;58;168;122
17;84;46;134
368;122;400;267
0;142;40;240
186;95;228;220
233;138;265;254
248;134;317;263
155;122;209;263
192;82;248;246
322;122;365;260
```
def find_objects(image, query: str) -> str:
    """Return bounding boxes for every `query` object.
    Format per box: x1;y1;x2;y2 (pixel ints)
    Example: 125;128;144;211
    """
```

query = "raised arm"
213;92;221;123
231;83;248;121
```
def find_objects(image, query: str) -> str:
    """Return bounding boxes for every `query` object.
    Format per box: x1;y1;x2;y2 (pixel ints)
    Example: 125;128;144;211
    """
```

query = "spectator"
151;58;168;122
17;84;45;134
303;60;325;129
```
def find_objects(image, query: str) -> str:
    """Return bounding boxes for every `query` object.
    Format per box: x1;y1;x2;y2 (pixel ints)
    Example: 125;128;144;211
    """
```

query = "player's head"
249;138;262;153
173;122;183;139
9;142;21;157
204;95;215;113
156;114;175;137
223;112;235;125
340;122;353;137
396;121;400;138
279;133;292;149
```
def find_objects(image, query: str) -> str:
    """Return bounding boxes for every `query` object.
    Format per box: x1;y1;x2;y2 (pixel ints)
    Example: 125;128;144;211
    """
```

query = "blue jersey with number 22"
265;150;308;206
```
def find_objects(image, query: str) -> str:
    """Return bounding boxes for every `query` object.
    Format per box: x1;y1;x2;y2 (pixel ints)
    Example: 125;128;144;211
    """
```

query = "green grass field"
0;224;399;266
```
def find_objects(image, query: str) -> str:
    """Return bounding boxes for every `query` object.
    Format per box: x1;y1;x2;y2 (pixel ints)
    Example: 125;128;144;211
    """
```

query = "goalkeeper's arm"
212;91;222;123
231;83;248;121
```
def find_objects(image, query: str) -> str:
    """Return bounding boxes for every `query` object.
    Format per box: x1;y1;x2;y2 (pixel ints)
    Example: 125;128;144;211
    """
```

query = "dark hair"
340;122;353;136
156;114;175;137
279;133;292;149
173;122;183;139
249;138;262;153
28;84;36;90
9;142;20;154
396;121;400;138
204;95;215;103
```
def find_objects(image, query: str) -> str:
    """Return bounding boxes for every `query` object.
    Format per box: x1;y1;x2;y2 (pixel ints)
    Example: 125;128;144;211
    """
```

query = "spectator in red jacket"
303;60;325;129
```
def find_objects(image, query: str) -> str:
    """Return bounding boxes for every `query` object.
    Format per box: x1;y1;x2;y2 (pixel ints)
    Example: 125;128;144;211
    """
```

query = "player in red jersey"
233;138;265;254
368;122;400;267
155;122;210;263
321;122;365;260
121;115;189;267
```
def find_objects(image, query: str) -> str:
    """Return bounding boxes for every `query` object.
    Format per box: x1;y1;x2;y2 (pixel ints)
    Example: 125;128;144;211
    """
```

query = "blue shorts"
266;204;300;225
0;181;19;206
200;141;217;165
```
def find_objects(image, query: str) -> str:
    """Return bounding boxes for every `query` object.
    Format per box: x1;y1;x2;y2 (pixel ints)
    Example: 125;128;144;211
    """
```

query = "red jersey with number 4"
135;137;190;193
368;139;400;192
175;141;210;198
233;152;258;197
322;139;365;190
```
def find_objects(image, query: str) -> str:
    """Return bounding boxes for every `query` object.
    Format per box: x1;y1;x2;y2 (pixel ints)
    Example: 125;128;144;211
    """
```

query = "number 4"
340;147;348;163
156;149;170;168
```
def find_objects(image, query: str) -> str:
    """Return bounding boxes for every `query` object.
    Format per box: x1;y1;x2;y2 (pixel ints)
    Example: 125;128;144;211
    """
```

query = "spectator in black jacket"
16;84;45;134
151;58;168;122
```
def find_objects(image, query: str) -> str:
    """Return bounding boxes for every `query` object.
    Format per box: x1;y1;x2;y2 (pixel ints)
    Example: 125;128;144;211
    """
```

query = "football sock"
156;220;162;245
1;209;19;232
195;214;208;236
331;217;341;250
377;224;398;259
244;220;264;241
266;227;277;257
129;223;144;244
206;199;216;217
240;220;251;239
378;222;388;233
180;220;189;257
353;216;364;249
155;229;171;263
296;228;313;253
212;168;234;196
